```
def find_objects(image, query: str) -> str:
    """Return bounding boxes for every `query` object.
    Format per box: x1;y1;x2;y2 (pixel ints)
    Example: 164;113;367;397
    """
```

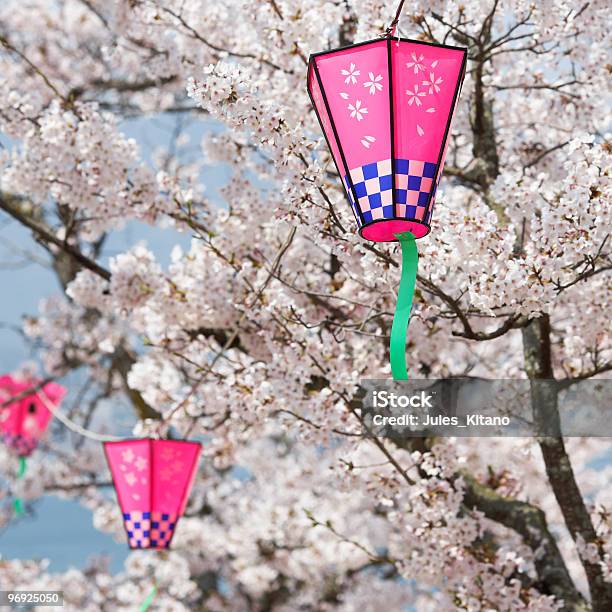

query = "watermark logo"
360;379;611;438
372;390;435;409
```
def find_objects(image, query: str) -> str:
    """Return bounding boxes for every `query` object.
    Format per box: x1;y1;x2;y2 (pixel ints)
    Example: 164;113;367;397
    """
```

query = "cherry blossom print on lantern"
0;375;66;457
104;439;201;550
307;5;466;380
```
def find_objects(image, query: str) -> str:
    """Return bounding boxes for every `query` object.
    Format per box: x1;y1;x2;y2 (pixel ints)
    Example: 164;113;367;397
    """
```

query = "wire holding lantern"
307;3;467;379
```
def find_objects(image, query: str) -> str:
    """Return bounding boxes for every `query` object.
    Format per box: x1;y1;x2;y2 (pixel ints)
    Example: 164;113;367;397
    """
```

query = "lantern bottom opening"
359;219;430;242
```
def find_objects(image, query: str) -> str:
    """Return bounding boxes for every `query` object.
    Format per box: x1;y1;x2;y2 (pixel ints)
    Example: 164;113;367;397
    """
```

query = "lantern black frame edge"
386;37;397;220
102;439;135;552
422;47;468;225
308;35;468;62
306;63;361;227
308;60;366;227
307;36;468;241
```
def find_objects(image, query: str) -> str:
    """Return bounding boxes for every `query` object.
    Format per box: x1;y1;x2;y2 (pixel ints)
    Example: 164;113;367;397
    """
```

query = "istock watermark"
372;390;435;409
360;379;611;438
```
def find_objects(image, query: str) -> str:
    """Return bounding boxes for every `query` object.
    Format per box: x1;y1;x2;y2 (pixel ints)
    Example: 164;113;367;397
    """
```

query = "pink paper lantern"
104;439;201;549
0;375;65;457
307;36;467;242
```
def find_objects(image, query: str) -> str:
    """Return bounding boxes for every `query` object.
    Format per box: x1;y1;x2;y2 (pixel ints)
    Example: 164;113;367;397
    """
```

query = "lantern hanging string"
385;0;407;37
36;388;121;442
12;455;27;516
389;232;419;380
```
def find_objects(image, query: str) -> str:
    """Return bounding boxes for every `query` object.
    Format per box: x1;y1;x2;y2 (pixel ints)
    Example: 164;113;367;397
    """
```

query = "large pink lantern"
104;439;201;549
307;19;467;380
0;375;65;457
307;36;466;242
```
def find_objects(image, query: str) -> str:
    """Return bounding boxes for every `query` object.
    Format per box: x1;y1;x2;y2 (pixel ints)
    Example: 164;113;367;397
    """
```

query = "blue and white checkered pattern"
344;158;394;223
344;159;438;225
123;510;177;549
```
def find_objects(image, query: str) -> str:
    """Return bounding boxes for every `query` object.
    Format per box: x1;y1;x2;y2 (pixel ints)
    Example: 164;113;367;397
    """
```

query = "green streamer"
390;232;419;380
13;456;27;516
139;585;157;612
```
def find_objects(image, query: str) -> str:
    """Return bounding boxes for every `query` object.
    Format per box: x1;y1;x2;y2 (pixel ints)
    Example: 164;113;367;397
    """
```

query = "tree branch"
523;315;612;610
462;473;589;610
0;194;111;281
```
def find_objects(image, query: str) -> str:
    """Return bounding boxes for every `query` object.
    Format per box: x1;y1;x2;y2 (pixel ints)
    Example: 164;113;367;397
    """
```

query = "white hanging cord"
37;388;121;442
395;3;405;43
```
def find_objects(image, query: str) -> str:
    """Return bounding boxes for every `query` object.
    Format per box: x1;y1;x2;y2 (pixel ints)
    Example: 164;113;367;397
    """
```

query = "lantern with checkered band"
307;37;466;242
104;439;201;549
0;375;65;457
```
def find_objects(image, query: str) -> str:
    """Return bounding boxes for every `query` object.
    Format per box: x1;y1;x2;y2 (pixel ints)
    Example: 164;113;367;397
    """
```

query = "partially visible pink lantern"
307;35;467;242
0;375;65;457
104;439;201;549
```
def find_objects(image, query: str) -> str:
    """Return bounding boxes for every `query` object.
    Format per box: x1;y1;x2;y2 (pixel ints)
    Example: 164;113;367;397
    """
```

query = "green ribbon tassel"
13;455;27;516
390;232;419;381
139;585;157;612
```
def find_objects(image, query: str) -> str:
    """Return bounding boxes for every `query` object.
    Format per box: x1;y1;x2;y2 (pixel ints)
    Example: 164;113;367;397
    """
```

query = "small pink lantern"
0;375;65;457
307;35;466;242
104;439;201;549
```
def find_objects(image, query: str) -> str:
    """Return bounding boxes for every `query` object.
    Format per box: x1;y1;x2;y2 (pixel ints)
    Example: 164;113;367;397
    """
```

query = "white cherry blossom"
363;72;383;94
341;62;360;84
422;72;443;94
348;99;368;121
406;52;426;74
406;84;427;106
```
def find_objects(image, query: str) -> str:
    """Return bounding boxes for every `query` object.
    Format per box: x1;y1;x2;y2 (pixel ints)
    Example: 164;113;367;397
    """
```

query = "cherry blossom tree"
0;0;610;610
